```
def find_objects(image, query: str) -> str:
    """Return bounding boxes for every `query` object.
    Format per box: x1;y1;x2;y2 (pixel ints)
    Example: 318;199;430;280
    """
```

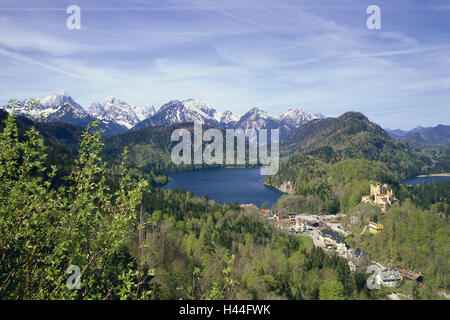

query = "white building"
375;270;402;288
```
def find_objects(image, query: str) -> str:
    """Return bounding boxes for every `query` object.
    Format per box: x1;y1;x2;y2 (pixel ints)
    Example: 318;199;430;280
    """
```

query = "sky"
0;0;449;130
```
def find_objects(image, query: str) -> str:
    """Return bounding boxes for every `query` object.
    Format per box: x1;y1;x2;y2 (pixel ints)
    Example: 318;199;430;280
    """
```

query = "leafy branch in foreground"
0;107;149;299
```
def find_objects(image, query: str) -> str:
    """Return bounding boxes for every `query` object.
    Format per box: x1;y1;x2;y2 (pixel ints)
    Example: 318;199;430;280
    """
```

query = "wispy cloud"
0;47;88;80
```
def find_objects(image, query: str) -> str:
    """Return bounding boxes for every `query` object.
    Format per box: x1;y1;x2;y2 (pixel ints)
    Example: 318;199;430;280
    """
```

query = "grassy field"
297;234;314;249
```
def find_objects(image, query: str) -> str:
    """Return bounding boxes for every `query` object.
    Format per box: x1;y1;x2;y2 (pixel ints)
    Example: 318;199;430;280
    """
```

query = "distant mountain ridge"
2;92;324;138
386;125;450;148
384;128;408;139
279;111;433;178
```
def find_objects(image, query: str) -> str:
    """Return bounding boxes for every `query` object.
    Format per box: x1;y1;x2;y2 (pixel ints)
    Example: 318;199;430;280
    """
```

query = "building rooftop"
353;248;369;258
380;270;402;281
321;228;348;246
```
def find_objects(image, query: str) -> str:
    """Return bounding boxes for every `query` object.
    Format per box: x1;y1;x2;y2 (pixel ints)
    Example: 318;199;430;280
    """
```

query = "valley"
1;99;449;301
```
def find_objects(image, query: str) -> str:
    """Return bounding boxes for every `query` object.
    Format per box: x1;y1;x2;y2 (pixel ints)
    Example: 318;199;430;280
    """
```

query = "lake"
401;175;450;185
161;168;284;208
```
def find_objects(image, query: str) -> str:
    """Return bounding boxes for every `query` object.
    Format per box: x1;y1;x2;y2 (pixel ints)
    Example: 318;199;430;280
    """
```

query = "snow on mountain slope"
1;98;41;120
134;99;227;129
88;97;141;129
235;107;298;139
278;108;325;128
219;110;241;126
133;101;323;140
2;92;324;138
133;103;156;121
236;107;276;130
2;92;127;134
2;91;95;127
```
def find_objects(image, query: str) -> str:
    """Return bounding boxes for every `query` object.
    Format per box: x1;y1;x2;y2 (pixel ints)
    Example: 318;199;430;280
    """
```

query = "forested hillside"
135;188;370;299
269;157;398;214
267;112;450;214
280;112;434;179
404;125;450;149
345;201;449;296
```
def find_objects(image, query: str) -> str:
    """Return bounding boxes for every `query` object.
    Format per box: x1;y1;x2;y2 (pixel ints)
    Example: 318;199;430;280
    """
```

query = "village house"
368;221;384;234
348;260;356;272
375;270;403;288
347;248;370;272
293;219;307;233
361;183;398;212
274;214;292;229
318;229;351;257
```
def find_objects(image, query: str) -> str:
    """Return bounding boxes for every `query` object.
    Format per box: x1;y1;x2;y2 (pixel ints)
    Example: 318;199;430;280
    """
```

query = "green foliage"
268;157;396;214
319;280;346;300
350;201;449;292
400;181;450;216
0;109;149;299
0;109;82;185
133;188;367;300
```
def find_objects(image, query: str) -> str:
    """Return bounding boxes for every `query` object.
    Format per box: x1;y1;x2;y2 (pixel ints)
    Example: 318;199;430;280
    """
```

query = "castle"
361;183;397;213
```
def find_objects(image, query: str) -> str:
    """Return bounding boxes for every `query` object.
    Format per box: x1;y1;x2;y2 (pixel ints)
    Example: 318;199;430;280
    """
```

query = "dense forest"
100;123;262;184
268;157;399;214
345;201;449;297
134;188;372;300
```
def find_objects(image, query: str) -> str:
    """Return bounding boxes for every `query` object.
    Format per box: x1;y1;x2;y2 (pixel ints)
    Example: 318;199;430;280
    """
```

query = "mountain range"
1;91;157;135
1;91;324;137
386;125;450;148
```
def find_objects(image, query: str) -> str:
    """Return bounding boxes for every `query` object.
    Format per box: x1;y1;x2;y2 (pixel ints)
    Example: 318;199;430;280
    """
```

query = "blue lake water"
161;168;283;208
401;175;450;185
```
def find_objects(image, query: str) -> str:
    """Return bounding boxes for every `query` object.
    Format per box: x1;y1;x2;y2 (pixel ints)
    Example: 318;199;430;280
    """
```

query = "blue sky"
0;0;449;130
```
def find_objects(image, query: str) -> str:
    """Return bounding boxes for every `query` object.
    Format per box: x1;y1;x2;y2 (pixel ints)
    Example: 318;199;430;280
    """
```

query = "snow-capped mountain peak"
179;99;216;118
278;108;325;128
40;90;68;103
219;110;241;124
147;99;220;127
2;91;91;122
235;107;280;133
133;103;156;121
246;107;271;120
88;97;141;129
278;108;307;119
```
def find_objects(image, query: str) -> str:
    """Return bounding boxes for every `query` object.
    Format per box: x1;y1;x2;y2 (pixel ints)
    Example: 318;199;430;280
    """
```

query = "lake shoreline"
402;174;450;186
263;181;288;194
416;173;450;177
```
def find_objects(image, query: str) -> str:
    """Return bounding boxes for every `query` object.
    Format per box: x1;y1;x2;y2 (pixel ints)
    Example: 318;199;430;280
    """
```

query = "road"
295;213;350;236
306;228;322;248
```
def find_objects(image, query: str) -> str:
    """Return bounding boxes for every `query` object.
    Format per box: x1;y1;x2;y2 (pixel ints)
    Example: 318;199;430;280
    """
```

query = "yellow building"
368;221;384;234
